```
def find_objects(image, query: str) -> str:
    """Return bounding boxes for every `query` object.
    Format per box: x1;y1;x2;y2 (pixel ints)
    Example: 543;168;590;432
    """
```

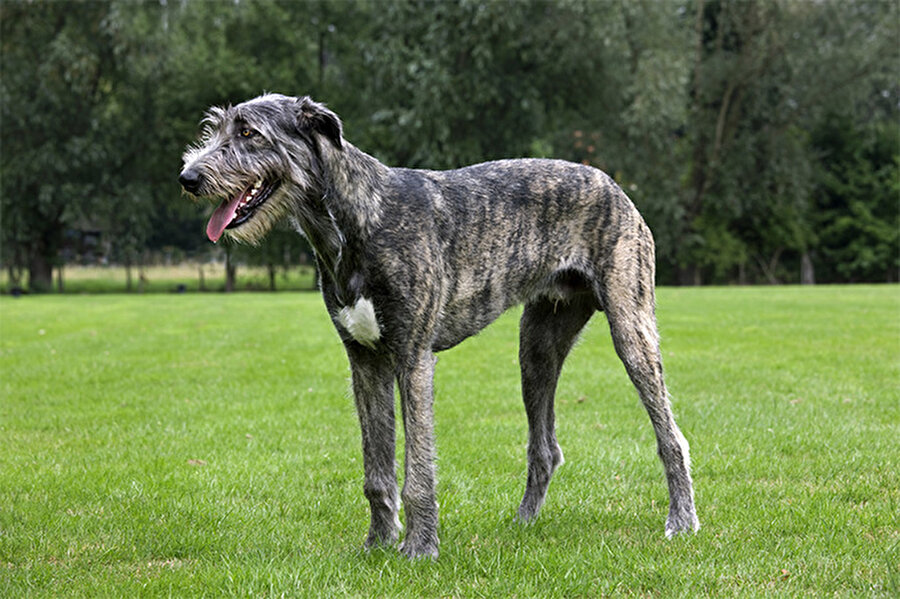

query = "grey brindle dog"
179;94;699;559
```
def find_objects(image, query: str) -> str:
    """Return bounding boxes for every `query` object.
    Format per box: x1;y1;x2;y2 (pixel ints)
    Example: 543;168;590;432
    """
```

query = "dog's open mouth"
206;178;280;242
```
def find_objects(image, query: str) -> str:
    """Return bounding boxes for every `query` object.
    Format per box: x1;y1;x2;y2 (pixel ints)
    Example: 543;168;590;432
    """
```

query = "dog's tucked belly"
430;267;594;352
429;293;501;352
432;302;507;351
431;282;521;351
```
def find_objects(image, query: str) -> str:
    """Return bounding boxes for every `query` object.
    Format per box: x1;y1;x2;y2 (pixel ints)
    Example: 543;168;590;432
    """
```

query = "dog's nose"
179;168;202;193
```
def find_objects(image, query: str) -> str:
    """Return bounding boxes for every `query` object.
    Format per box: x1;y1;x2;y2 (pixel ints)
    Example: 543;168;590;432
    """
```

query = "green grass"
1;286;898;597
1;264;317;294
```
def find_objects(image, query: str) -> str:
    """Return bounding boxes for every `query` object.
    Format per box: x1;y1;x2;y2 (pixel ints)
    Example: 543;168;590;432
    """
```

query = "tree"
2;0;897;289
358;0;620;169
811;116;899;282
1;2;118;291
673;0;898;284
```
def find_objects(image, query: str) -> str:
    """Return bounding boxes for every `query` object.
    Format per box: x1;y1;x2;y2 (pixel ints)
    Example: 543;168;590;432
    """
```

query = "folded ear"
295;96;343;150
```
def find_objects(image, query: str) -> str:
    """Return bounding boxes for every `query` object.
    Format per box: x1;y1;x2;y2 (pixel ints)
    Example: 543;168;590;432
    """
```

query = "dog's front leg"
347;346;401;549
396;350;440;559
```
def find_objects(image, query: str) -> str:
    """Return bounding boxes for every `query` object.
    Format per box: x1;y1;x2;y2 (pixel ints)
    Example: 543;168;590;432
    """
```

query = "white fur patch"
674;424;691;470
337;297;381;348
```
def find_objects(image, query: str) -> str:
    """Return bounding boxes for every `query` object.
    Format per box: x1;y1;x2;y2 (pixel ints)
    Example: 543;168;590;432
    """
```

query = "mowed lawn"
1;286;897;597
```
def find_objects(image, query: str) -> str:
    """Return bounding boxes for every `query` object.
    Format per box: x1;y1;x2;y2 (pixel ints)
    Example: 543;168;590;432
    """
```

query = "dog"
179;93;699;558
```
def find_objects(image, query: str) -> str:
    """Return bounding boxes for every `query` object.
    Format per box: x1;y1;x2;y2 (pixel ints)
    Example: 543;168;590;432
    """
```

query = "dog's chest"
336;297;381;348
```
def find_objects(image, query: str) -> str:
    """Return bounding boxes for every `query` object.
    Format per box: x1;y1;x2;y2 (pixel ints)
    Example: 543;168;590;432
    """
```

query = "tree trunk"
756;249;783;285
138;252;147;293
27;251;53;293
678;264;702;286
125;259;133;292
7;262;23;289
800;252;815;285
225;245;236;292
226;263;236;292
268;263;276;292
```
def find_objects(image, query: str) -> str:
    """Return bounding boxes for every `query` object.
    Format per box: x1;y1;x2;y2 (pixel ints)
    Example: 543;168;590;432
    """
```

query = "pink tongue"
206;192;245;243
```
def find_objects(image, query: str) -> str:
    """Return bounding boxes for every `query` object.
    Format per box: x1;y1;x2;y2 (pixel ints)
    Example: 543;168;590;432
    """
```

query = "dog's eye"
240;128;257;139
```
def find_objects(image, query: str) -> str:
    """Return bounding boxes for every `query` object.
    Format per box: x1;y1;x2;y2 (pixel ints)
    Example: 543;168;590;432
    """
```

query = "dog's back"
380;158;643;350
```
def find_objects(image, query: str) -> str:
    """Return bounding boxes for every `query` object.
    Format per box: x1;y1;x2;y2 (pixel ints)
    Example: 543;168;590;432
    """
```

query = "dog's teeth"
253;180;263;190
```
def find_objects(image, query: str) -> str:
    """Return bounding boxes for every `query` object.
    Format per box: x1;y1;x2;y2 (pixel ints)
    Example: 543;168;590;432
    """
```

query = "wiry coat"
180;94;699;559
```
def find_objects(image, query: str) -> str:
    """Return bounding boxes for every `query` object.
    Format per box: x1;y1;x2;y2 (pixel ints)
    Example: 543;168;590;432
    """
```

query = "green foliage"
1;2;118;289
1;0;898;289
1;286;898;595
358;0;622;169
812;117;900;282
676;0;898;284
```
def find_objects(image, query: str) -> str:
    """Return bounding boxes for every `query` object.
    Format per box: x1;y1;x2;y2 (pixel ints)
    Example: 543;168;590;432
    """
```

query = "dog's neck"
290;137;389;304
319;140;389;237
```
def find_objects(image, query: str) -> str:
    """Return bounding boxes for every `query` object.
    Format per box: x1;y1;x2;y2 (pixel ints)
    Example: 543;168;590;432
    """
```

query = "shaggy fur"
180;94;699;559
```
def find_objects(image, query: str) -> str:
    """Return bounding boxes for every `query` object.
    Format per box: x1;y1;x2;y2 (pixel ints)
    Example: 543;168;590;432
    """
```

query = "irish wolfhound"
179;94;699;559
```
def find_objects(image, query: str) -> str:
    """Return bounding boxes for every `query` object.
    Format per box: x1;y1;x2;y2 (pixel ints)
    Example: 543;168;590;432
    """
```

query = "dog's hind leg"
598;223;699;537
347;347;401;549
517;294;595;521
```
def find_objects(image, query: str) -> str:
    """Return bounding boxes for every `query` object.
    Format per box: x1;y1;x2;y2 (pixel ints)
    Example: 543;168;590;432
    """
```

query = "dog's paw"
515;500;543;524
364;528;400;551
399;534;439;560
665;509;700;538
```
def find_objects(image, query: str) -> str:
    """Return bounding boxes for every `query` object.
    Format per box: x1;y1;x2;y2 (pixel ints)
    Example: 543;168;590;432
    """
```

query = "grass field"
1;285;898;597
0;264;317;294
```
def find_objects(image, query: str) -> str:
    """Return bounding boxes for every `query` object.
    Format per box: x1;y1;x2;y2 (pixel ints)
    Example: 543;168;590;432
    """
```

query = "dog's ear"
295;96;343;150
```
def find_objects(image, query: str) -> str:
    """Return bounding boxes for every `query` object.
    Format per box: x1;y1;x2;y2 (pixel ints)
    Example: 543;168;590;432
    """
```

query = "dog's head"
179;93;343;244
